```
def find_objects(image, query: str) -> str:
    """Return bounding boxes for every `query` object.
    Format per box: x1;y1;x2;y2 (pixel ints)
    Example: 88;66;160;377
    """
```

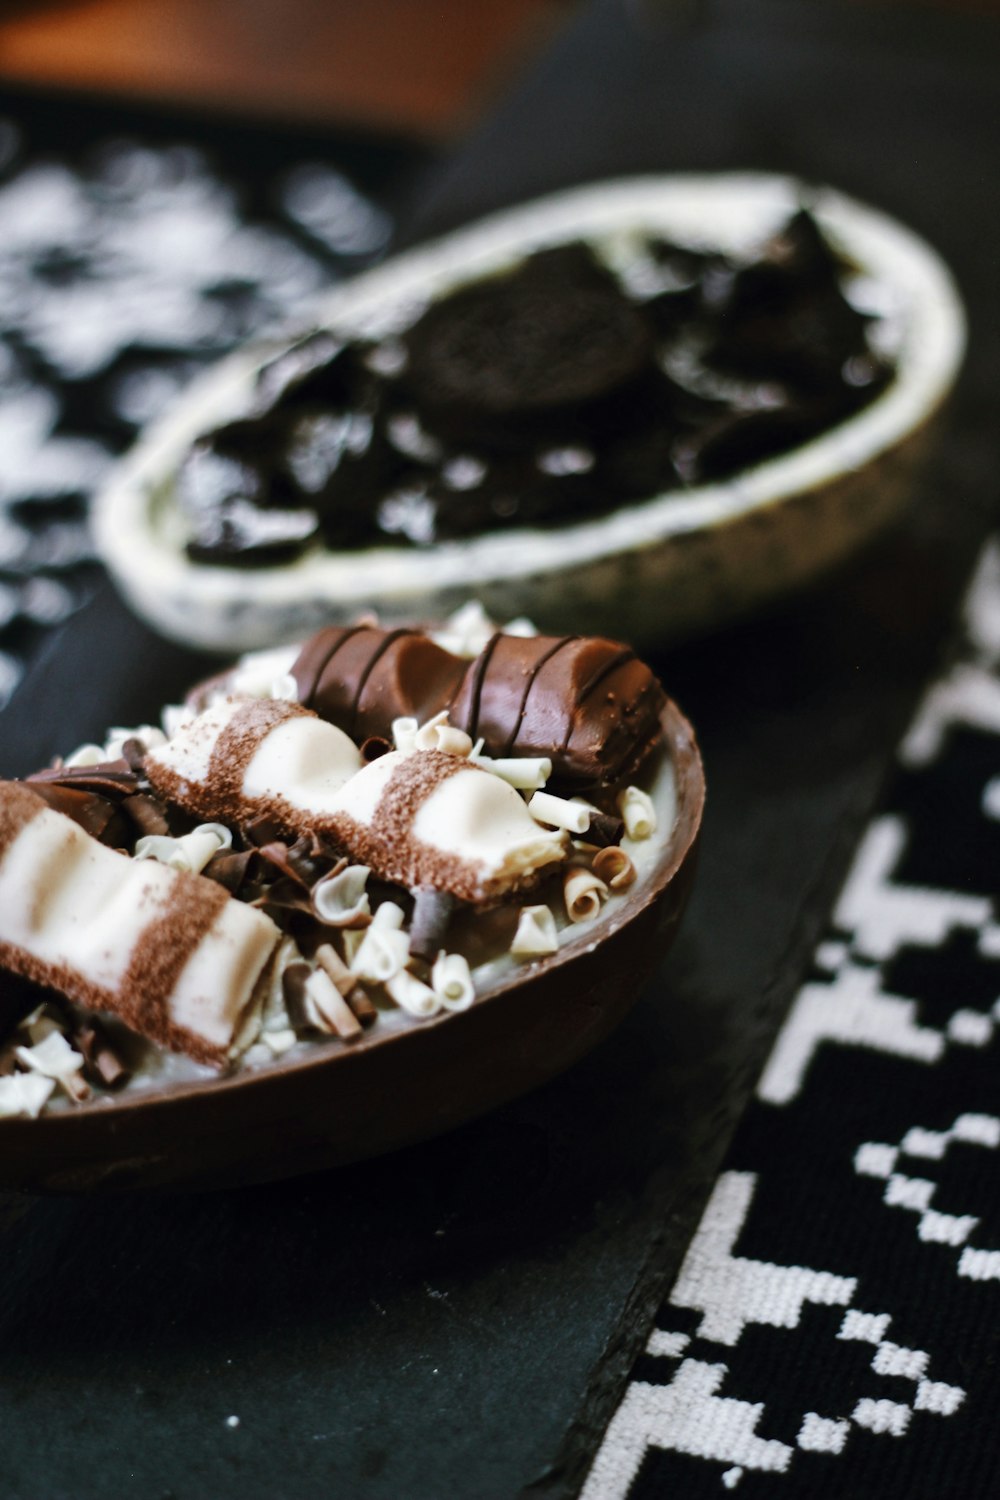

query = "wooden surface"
0;0;569;137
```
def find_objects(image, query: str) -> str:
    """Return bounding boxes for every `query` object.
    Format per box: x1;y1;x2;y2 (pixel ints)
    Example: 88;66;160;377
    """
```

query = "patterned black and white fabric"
583;539;1000;1497
0;95;404;710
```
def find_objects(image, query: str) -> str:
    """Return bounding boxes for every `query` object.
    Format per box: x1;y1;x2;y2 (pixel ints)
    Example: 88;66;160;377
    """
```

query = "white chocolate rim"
94;173;966;651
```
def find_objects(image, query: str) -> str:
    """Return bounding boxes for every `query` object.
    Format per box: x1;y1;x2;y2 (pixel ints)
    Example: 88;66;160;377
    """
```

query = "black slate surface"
2;5;1000;1498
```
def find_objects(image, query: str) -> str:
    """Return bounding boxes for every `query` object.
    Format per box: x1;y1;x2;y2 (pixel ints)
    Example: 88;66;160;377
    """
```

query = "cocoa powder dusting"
0;781;46;858
118;873;231;1064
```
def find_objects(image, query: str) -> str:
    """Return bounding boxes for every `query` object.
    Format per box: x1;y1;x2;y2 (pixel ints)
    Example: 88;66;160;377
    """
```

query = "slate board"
2;4;999;1497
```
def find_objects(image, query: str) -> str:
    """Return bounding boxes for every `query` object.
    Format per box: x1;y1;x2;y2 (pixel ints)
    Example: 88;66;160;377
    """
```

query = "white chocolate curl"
590;852;638;882
0;1073;55;1119
63;744;105;768
413;711;473;757
312;864;371;927
349;902;409;983
135;823;232;875
385;969;440;1018
0;783;280;1065
431;952;475;1011
618;785;657;840
392;716;419;754
510;905;559;957
228;645;300;702
472;754;552;791
592;845;636;889
527;791;591;835
563;867;609;923
15;1030;89;1102
301;968;362;1040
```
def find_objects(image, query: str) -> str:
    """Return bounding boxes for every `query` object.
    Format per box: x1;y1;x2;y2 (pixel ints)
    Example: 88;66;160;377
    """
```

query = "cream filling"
0;798;279;1053
242;715;362;808
410;770;566;884
325;750;405;823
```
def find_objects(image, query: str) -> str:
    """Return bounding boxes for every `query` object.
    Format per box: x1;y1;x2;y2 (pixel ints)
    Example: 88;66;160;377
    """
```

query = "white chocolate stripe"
148;712;568;901
0;784;279;1064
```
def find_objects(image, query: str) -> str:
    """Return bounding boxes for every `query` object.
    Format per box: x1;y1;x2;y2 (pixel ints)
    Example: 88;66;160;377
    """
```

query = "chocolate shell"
0;699;703;1193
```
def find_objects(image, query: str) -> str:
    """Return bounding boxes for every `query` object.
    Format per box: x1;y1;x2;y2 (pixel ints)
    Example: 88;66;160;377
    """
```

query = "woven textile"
0;91;409;711
584;540;1000;1498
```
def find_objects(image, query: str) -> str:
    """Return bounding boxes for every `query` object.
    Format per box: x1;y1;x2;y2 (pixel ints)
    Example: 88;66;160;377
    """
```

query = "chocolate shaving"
342;985;377;1028
25;782;124;843
120;738;149;773
254;875;317;916
586;811;626;848
408;887;456;963
243;812;289;847
120;792;171;838
360;735;392;762
258;839;343;891
281;962;315;1031
202;848;261;895
27;760;138;797
313;943;377;1026
73;1017;131;1091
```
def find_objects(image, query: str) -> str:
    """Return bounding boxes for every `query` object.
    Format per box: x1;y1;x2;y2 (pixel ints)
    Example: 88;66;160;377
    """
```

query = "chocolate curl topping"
314;943;377;1026
202;848;262;896
586;811;626;849
27;760;138;796
257;836;341;890
73;1017;131;1091
25;763;170;850
408;888;456;964
120;793;171;839
24;782;126;844
291;624;665;792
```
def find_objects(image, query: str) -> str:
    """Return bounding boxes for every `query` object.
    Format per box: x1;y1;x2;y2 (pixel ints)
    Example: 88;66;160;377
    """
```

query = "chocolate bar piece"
291;625;466;742
0;781;279;1066
291;626;664;790
145;706;567;903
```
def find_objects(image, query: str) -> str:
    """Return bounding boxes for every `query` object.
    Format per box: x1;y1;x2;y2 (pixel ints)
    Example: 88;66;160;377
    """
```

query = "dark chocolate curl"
586;811;626;848
202;848;261;895
408;888;456;964
23;782;125;844
343;986;378;1028
281;963;315;1032
74;1018;131;1091
121;793;171;838
27;760;137;796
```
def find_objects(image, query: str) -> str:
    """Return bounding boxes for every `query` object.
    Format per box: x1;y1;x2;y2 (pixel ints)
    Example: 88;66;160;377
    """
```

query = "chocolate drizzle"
453;630;502;744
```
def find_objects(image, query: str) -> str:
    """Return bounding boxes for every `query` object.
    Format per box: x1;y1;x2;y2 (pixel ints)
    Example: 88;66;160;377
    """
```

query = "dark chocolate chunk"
587;811;626;848
176;210;892;562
